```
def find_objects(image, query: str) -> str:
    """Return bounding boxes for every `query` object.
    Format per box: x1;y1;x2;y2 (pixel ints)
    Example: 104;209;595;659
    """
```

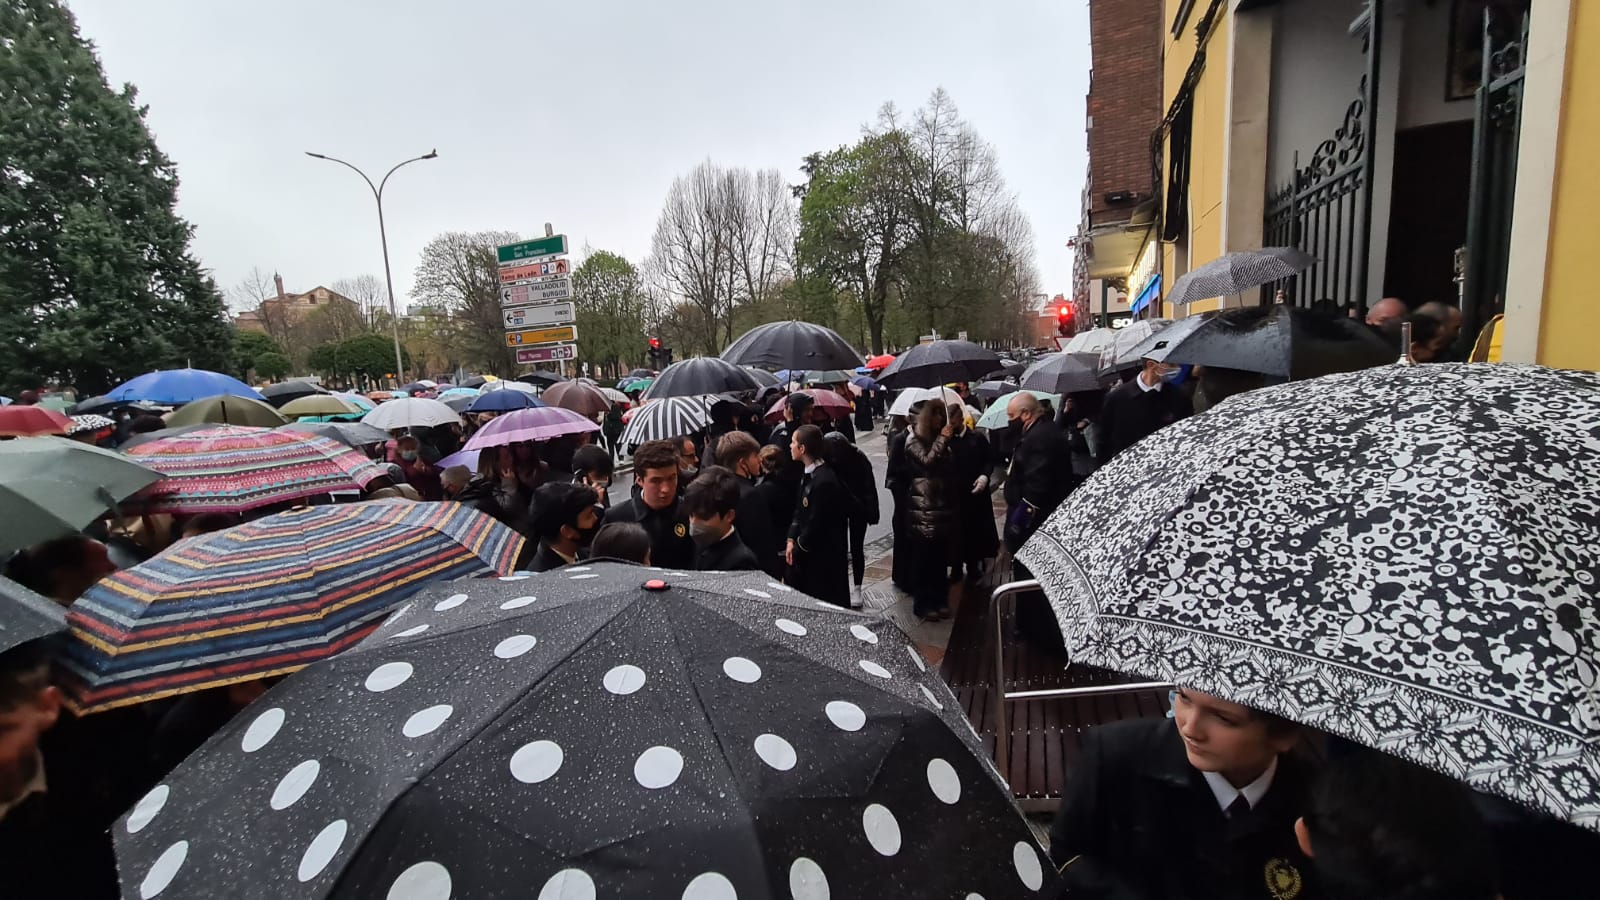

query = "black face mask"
1006;417;1025;438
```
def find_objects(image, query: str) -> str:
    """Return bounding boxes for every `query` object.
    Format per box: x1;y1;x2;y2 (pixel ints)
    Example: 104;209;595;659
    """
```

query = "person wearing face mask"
526;482;601;572
391;434;442;501
1002;392;1074;652
683;467;761;572
1096;353;1194;465
714;431;784;578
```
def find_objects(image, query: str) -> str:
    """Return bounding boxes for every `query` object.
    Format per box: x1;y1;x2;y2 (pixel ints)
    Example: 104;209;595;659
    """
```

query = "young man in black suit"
684;467;761;572
1049;687;1319;900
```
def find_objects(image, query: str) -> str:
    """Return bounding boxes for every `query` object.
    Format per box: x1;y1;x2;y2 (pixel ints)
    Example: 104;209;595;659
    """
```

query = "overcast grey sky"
67;0;1088;310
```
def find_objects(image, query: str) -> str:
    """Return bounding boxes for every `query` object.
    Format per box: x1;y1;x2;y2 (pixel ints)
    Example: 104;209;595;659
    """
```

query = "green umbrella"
0;437;161;555
975;389;1059;431
166;394;289;428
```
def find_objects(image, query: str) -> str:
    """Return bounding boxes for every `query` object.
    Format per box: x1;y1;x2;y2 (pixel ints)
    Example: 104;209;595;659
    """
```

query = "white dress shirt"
1201;756;1278;815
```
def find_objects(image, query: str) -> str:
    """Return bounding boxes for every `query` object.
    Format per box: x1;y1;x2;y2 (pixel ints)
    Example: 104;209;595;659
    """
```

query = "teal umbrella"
0;437;162;554
975;390;1059;431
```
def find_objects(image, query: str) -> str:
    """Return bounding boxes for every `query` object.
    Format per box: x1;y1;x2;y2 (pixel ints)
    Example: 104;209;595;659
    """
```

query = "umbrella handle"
1398;321;1415;367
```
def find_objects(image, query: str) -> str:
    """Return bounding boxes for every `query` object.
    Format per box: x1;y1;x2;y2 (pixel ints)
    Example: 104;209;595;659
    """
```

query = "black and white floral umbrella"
1017;363;1600;831
116;563;1053;899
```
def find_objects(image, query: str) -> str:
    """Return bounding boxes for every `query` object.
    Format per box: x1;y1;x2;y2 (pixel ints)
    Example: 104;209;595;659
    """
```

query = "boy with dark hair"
589;523;652;566
682;467;760;572
1049;687;1318;900
570;444;614;509
601;439;694;569
1297;749;1499;900
527;482;600;572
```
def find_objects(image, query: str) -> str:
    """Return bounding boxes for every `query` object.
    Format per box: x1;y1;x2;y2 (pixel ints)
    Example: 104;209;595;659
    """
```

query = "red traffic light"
1058;305;1069;317
648;337;661;350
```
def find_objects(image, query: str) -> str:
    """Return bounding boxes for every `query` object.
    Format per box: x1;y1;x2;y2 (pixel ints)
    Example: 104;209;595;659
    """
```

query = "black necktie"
1226;794;1251;819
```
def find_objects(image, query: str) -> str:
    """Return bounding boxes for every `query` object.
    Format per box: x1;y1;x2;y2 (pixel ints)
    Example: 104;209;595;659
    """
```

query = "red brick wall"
1086;0;1164;225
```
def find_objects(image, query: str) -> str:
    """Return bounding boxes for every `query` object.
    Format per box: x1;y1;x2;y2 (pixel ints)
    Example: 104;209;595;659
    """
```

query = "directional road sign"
505;325;578;347
499;259;570;284
500;277;572;306
515;344;578;364
497;235;568;267
503;302;575;330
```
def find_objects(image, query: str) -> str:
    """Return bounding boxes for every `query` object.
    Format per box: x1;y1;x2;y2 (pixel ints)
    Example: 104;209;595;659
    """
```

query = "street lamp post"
306;149;438;386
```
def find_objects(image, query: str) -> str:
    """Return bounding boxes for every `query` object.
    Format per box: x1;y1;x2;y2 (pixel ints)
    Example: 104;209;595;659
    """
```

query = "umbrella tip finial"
1398;321;1416;367
644;579;668;591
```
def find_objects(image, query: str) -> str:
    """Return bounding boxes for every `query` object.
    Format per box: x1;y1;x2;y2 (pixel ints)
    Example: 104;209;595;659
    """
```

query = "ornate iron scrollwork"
1297;95;1367;189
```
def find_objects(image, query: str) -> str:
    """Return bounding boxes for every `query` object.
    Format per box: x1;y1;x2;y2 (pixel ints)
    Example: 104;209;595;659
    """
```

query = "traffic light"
647;337;663;368
1056;304;1075;336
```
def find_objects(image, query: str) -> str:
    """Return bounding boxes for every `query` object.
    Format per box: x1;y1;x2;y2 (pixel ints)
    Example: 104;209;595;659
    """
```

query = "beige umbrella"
278;394;364;418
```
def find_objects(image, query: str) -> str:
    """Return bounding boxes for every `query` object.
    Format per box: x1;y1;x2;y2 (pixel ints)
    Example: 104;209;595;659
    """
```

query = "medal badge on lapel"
1263;858;1302;900
674;523;687;538
802;495;810;508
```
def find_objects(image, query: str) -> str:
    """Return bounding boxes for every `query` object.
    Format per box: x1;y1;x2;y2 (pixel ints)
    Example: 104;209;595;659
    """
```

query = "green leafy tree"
571;250;646;380
310;333;408;385
252;351;291;381
231;331;284;379
0;0;233;393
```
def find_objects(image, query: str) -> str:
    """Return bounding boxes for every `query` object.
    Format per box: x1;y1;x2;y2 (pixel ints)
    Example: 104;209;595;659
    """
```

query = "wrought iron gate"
1459;8;1527;353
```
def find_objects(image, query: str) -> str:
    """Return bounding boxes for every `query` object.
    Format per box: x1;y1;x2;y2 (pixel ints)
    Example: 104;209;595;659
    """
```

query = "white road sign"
503;302;575;330
500;277;573;306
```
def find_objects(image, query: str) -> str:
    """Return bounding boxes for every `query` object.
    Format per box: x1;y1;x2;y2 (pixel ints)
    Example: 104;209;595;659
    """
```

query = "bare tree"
412;231;520;375
330;274;388;327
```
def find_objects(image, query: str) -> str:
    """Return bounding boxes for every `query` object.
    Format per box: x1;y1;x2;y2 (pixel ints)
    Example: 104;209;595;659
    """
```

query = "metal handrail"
988;579;1171;786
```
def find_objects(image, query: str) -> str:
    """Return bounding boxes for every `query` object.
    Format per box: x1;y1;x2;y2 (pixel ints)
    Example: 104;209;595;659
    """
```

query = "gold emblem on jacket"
1264;858;1302;899
674;523;687;537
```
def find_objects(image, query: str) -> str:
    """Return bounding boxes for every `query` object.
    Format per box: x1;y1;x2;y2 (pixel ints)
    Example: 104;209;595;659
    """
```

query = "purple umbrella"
463;406;599;450
436;448;481;471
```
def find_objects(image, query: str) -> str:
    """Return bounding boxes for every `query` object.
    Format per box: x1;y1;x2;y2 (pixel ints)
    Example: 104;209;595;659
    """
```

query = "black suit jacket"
734;476;783;578
602;496;695;570
1003;418;1073;547
1048;718;1320;900
1097;376;1192;464
528;541;575;573
787;464;850;606
695;530;761;571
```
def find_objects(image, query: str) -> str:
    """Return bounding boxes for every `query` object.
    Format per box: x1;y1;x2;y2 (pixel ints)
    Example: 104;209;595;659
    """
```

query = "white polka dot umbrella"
114;563;1053;899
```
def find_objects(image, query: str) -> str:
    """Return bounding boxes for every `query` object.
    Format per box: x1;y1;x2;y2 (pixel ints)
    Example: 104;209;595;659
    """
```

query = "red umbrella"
0;405;70;437
764;388;852;424
866;353;897;370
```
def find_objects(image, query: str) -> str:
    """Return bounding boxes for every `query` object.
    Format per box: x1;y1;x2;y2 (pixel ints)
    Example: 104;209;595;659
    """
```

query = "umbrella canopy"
107;368;265;405
1162;303;1395;379
167;394;290;428
440;395;474;413
865;353;896;370
1120;312;1213;364
540;381;611;417
463;406;601;450
619;396;713;446
619;376;654;394
114;564;1052;898
975;390;1059;431
477;379;540;395
0;438;161;555
740;366;779;388
1;576;66;656
464;391;543;414
277;422;391;451
435;448;481;471
764;388;852;424
119;424;224;451
973;380;1019;402
598;387;631;406
73;396;167;416
1097;319;1172;372
360;398;461;432
67;413;116;436
1018;352;1105;395
876;340;1002;390
720;320;866;371
851;375;878;391
123;426;388;515
278;394;364;419
627;368;654;378
517;371;567;388
398;381;430;395
259;381;328;408
1166;246;1315;308
1060;327;1117;356
804;369;854;386
1018;363;1600;830
438;387;478;399
0;405;70;437
459;376;489;389
885;387;962;418
644;357;764;399
61;500;525;714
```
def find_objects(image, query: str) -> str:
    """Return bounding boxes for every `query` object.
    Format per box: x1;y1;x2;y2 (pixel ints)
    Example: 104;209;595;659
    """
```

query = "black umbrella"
73;396;167;416
277;421;391;450
517;371;567;388
721;321;865;372
1018;352;1104;395
974;380;1019;402
644;357;764;399
741;367;780;388
1162;303;1395;379
1;575;66;656
1165;246;1315;308
876;341;1002;390
260;381;329;408
398;382;430;395
1018;362;1600;831
114;564;1053;898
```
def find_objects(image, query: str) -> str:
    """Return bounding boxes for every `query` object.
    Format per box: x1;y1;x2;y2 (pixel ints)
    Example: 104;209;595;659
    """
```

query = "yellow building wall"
1160;0;1231;316
1537;2;1600;369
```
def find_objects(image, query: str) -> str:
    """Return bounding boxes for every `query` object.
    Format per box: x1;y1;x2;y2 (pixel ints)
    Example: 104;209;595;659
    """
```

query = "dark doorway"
1382;121;1473;308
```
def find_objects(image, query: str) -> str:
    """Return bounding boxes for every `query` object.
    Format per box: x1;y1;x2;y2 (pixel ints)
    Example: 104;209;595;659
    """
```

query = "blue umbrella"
774;369;801;384
466;391;544;413
107;368;265;405
851;375;877;390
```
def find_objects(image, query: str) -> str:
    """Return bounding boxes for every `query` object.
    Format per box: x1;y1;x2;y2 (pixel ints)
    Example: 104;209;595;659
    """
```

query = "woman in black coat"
947;412;999;583
784;424;852;607
902;401;958;620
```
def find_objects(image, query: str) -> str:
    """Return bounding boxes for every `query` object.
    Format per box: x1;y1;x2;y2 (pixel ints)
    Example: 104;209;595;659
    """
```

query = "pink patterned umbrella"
463;406;600;450
123;425;388;514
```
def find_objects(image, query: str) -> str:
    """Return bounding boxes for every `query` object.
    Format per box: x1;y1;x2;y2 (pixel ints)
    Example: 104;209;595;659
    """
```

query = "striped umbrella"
123;425;388;514
58;499;526;713
620;395;713;446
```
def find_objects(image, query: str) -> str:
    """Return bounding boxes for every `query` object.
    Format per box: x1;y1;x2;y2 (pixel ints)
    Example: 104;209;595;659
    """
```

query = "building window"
1171;0;1197;36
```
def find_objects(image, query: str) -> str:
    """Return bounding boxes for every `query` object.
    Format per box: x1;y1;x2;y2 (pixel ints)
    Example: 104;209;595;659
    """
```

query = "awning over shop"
1130;273;1161;316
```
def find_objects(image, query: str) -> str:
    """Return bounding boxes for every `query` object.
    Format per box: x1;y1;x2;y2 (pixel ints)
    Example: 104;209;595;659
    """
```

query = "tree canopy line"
2;1;1039;390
